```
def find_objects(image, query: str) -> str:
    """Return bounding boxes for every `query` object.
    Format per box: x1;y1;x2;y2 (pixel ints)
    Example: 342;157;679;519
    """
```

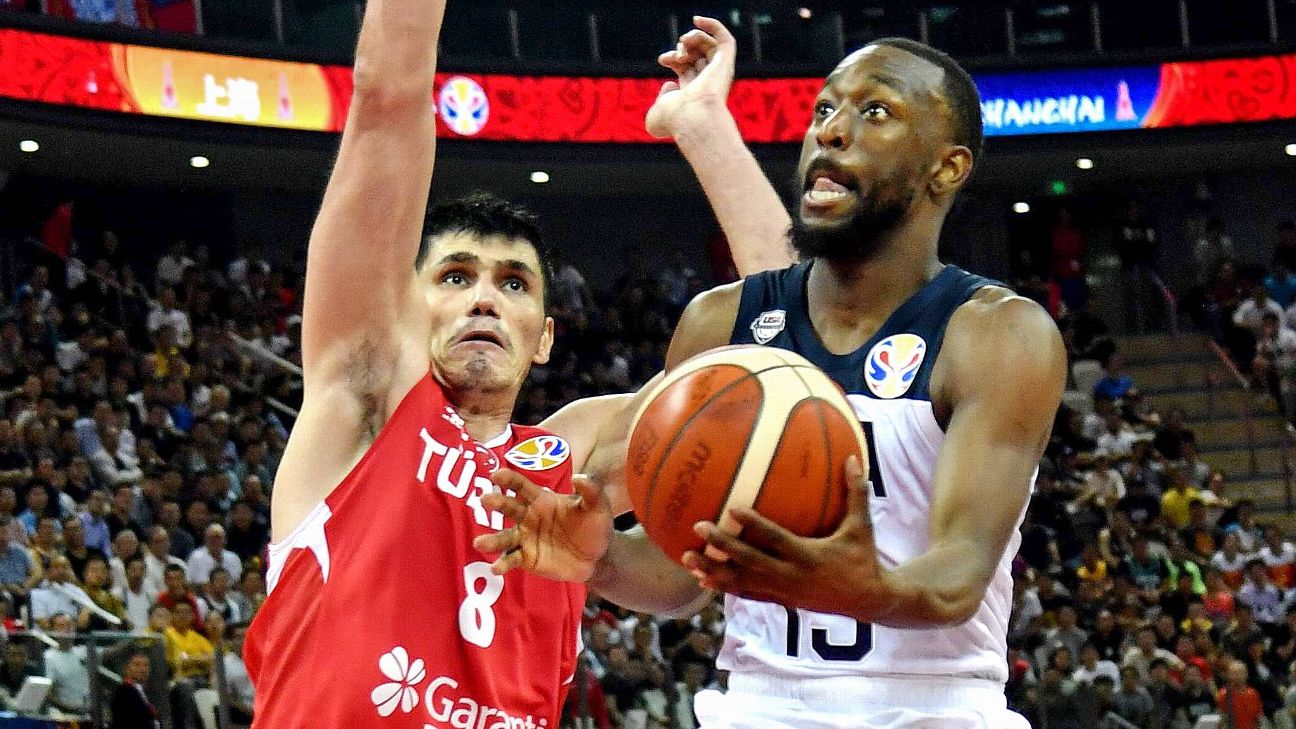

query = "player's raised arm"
299;0;446;393
649;18;796;276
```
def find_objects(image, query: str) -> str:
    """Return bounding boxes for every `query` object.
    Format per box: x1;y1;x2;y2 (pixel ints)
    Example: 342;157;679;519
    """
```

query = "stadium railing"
0;629;168;729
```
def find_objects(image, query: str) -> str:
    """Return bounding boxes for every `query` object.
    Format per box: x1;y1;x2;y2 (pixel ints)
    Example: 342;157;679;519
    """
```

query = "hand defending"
646;16;738;139
472;469;613;583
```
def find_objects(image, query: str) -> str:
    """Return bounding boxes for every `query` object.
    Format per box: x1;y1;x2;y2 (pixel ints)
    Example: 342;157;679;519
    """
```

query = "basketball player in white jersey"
479;17;1066;728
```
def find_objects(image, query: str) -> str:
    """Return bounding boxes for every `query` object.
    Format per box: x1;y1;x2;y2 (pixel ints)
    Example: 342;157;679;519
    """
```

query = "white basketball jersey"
722;262;1030;683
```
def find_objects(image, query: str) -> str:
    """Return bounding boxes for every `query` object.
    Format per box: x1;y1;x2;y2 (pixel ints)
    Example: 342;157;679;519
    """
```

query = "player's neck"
446;390;516;444
807;242;941;352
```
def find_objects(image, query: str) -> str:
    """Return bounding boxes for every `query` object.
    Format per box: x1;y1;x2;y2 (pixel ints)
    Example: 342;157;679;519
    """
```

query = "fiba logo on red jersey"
439;76;490;136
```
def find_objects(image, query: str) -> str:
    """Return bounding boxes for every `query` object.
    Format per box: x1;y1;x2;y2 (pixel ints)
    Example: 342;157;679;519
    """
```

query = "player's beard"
790;173;918;264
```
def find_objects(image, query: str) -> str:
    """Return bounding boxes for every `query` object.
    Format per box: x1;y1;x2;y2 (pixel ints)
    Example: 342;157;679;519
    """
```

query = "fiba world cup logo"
438;77;489;136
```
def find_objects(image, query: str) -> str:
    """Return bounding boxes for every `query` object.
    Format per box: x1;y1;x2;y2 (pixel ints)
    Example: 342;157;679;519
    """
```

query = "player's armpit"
878;295;1065;628
298;0;447;396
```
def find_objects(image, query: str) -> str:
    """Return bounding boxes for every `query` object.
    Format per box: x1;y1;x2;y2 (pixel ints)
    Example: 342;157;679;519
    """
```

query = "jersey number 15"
782;420;885;661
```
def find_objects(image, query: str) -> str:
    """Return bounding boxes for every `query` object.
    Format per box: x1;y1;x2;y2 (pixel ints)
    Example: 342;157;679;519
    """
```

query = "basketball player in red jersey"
241;0;596;725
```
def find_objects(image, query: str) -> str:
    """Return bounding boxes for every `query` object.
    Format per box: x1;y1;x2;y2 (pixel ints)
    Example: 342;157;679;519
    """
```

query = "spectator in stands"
0;641;38;707
0;516;36;607
1238;560;1286;628
43;613;88;716
1161;467;1201;531
1218;660;1266;729
155;242;193;292
81;554;128;630
1112;664;1157;727
31;556;91;630
1093;353;1136;402
1073;641;1120;687
1196;219;1237;284
152;504;190;561
221;624;255;727
1234;287;1286;335
1075;452;1124;519
1177;663;1219;725
224;500;266;562
1155;409;1195;461
1096;412;1138;459
17;483;54;536
156;564;205;631
27;515;58;580
1261;525;1296;590
1036;605;1089;668
144;526;184;595
116;555;150;633
164;601;212;729
199;567;244;624
1223;604;1268;659
1121;534;1169;602
1215;531;1252;591
110;651;160;729
1229;501;1266;554
236;569;264;618
1254;313;1296;406
186;523;239;583
58;517;97;584
147;288;193;350
1124;625;1184;680
78;488;111;554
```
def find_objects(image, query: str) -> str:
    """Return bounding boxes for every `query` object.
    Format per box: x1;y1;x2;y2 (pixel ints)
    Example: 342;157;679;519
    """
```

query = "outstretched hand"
646;16;738;139
681;456;893;620
472;469;613;583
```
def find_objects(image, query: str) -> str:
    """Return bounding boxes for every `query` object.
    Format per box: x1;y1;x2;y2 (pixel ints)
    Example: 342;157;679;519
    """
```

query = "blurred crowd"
7;192;1296;729
0;219;286;727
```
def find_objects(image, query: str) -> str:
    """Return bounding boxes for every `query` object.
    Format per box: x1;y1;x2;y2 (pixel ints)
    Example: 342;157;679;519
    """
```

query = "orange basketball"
625;345;869;563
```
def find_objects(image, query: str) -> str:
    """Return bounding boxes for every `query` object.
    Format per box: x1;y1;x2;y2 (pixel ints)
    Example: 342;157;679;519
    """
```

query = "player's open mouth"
456;330;508;351
803;167;856;208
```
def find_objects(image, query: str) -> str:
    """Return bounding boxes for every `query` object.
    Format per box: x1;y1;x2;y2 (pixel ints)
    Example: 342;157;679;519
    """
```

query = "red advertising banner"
0;26;817;142
3;25;1296;141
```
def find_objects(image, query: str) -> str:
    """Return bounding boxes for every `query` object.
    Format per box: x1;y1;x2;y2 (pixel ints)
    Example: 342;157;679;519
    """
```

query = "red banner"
3;24;1296;141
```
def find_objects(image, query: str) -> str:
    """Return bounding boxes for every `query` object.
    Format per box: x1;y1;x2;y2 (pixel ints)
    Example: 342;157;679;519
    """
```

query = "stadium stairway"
1117;333;1296;531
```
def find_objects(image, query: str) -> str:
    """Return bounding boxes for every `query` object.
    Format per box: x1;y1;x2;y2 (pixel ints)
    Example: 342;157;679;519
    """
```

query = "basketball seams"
779;364;839;536
627;346;869;561
716;367;812;537
627;348;794;436
637;368;764;529
792;365;870;484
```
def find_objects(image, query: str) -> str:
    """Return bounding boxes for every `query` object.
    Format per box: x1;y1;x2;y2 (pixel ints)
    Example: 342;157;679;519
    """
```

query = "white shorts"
694;673;1031;729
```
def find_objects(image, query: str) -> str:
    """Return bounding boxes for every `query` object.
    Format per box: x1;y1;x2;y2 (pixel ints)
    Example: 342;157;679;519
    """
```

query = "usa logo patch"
865;334;927;399
750;310;786;345
504;435;570;471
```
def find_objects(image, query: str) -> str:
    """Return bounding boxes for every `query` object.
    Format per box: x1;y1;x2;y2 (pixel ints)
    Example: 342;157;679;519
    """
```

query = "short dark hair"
418;193;553;305
870;38;984;163
164;564;185;576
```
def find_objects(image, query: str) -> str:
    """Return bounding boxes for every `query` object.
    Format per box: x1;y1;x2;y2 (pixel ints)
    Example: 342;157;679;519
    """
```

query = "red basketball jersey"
245;374;585;729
